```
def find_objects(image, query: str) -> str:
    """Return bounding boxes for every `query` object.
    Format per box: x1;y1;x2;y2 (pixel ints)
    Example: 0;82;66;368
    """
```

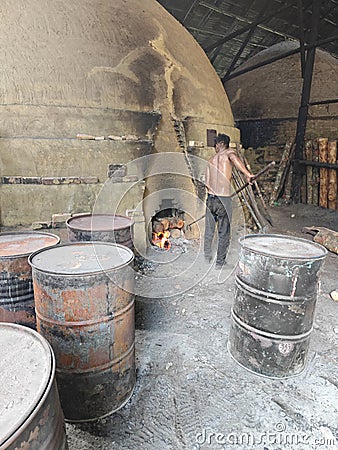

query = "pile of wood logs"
303;138;337;210
266;138;337;210
152;216;185;240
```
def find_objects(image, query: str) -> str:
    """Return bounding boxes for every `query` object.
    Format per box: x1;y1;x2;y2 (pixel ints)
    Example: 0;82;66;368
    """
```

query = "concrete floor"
65;204;337;450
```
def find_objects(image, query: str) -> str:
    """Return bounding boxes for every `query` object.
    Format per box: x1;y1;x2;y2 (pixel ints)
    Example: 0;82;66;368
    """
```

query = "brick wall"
237;116;338;149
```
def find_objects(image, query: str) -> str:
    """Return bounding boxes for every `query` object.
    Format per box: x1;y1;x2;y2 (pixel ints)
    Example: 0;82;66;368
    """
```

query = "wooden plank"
275;142;295;204
300;172;307;204
312;139;319;205
305;140;313;204
282;144;296;203
328;140;337;210
318;138;329;208
303;226;338;254
232;169;263;230
269;142;293;206
233;150;269;230
242;156;274;226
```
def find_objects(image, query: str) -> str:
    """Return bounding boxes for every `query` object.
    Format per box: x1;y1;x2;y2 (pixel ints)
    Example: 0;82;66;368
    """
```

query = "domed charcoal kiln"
0;0;239;228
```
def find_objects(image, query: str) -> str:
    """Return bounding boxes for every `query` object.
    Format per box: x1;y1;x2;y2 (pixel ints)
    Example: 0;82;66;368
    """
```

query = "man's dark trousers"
204;194;232;265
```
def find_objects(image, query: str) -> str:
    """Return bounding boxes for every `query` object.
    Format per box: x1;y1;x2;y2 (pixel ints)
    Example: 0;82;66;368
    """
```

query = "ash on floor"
66;204;338;450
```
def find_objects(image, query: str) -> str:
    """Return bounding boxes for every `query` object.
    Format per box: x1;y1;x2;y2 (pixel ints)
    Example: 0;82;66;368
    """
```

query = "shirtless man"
204;133;254;268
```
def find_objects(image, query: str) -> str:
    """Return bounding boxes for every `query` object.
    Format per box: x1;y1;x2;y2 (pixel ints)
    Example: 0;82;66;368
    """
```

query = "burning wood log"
318;138;329;208
328;140;337;210
302;226;338;254
152;230;171;249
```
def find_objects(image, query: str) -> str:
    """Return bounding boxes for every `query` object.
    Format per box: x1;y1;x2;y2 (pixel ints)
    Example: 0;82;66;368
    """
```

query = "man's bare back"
204;134;254;267
206;145;253;197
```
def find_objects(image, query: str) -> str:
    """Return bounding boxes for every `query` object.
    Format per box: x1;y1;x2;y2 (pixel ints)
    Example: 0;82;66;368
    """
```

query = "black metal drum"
228;234;327;378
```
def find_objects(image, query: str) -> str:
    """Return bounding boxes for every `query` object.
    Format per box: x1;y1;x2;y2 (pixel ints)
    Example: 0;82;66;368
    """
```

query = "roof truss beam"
221;0;271;81
203;1;293;53
224;34;338;82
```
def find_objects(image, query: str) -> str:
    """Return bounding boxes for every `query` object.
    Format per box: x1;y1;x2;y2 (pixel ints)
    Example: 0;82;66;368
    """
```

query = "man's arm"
228;150;254;183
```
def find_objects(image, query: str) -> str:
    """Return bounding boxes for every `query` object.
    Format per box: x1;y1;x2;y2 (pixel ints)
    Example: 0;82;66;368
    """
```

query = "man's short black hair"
214;133;230;147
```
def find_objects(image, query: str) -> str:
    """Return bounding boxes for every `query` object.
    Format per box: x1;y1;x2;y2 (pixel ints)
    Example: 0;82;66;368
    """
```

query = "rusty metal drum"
66;214;134;250
29;242;135;422
0;323;68;450
0;232;60;329
228;234;327;378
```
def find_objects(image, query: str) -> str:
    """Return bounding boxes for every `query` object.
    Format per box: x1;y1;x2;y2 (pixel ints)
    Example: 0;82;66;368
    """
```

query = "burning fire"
152;230;171;250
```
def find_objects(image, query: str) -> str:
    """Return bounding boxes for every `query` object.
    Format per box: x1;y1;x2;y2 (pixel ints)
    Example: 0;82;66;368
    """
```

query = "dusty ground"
61;204;338;450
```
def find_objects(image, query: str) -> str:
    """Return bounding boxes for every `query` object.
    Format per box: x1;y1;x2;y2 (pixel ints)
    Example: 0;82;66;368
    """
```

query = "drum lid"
0;232;60;258
29;242;134;275
67;214;133;231
0;323;53;446
239;234;327;259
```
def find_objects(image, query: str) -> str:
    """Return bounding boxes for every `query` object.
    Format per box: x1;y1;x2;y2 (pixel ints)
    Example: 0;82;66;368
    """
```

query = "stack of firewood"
152;216;185;239
303;138;337;210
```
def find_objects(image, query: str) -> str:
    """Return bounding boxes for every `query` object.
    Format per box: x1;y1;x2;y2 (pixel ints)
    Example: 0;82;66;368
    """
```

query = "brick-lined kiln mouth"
151;202;185;250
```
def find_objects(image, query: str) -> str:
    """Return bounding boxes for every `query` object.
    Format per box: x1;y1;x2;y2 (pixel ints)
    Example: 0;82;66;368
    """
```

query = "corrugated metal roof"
157;0;338;81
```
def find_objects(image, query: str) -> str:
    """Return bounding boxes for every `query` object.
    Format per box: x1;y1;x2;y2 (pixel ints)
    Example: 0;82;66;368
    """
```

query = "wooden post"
318;138;328;208
328;140;337;210
284;145;297;203
270;142;293;206
305;140;313;204
312;139;319;205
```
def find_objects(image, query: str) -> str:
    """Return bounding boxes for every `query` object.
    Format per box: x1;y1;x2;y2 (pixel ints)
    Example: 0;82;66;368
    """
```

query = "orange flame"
152;230;171;250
